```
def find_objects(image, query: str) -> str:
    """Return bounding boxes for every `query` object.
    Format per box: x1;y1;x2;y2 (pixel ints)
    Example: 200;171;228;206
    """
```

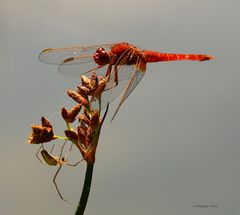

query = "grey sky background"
1;0;240;214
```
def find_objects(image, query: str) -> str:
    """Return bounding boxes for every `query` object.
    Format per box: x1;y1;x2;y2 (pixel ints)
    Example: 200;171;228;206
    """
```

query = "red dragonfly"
39;42;213;120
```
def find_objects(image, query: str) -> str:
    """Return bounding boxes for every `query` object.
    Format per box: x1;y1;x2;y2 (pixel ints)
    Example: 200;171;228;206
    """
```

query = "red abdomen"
143;50;213;63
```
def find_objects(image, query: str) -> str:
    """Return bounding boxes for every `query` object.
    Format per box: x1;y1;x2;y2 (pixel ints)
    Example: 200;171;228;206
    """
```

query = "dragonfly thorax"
93;47;111;66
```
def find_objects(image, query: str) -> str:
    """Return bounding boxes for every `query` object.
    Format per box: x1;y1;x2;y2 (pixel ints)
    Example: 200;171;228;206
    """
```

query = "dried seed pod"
90;72;98;90
61;104;82;123
41;117;53;128
28;117;56;144
90;110;100;128
65;130;78;143
77;86;90;98
90;78;107;102
67;89;89;107
79;114;91;126
81;75;92;89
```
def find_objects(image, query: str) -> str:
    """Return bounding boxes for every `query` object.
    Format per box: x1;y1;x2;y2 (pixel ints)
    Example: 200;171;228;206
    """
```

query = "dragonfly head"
93;47;110;66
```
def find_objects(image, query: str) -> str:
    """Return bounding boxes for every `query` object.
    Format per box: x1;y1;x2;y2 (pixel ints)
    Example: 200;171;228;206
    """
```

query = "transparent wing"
58;55;107;77
39;43;114;65
91;59;146;112
111;58;146;121
58;56;138;79
91;79;130;110
90;64;137;109
39;43;114;78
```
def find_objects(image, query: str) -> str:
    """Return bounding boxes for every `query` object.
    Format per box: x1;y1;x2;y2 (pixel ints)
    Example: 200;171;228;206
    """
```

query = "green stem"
55;135;68;140
74;162;94;215
66;122;71;131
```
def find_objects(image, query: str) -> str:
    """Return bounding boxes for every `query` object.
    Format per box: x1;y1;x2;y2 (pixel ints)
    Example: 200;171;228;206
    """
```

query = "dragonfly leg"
105;54;118;77
114;65;119;86
105;64;113;79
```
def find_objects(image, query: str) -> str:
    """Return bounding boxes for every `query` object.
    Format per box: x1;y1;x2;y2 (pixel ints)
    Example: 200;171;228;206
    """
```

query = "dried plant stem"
75;162;94;215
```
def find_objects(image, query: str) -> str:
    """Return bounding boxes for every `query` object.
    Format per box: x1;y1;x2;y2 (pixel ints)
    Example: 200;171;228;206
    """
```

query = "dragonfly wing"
39;44;114;78
111;60;146;121
90;64;137;109
91;78;130;110
58;55;107;78
39;44;114;65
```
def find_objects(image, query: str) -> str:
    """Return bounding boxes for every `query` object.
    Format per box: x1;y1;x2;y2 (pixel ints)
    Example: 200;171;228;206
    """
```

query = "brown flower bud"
77;124;87;143
67;89;89;107
41;117;53;128
28;117;56;144
81;75;92;89
79;114;91;126
65;130;78;143
77;86;90;97
90;110;100;128
90;78;107;102
85;127;93;146
61;104;82;123
90;72;98;90
61;107;68;121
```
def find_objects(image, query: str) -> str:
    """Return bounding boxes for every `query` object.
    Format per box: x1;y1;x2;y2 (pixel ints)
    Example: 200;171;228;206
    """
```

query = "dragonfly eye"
93;47;110;66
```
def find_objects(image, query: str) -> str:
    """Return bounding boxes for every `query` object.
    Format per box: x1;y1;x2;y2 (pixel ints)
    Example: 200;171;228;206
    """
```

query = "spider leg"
49;144;55;154
36;144;44;163
67;159;84;167
53;165;69;203
53;163;81;206
59;140;67;158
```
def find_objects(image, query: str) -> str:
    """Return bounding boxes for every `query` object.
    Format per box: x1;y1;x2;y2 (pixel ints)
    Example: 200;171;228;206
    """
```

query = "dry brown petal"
28;125;56;144
77;86;90;97
90;110;100;128
85;127;93;146
90;72;98;89
79;114;91;126
61;104;82;123
78;126;86;136
77;125;87;143
41;117;53;128
65;130;78;143
67;89;89;107
81;75;92;89
90;78;107;102
83;108;90;117
61;107;68;121
68;104;82;121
